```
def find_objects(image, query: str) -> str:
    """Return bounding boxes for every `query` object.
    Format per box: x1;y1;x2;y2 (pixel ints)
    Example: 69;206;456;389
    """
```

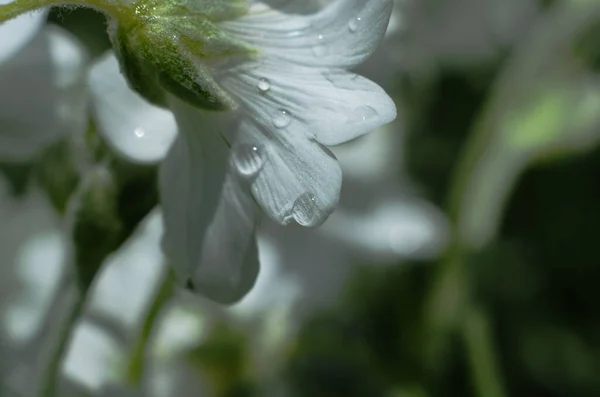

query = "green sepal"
110;0;255;112
159;70;229;111
138;0;250;22
110;23;168;108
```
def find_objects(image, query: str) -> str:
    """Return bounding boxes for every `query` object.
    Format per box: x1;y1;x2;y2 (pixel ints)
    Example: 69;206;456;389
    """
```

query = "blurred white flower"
0;10;88;161
393;0;540;72
0;176;72;395
89;0;396;303
62;320;124;392
0;0;44;64
87;210;166;332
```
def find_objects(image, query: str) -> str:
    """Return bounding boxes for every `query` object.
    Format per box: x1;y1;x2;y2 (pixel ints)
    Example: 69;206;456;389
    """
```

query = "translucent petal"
89;53;177;164
190;154;261;304
160;101;260;303
222;0;393;68
0;2;46;65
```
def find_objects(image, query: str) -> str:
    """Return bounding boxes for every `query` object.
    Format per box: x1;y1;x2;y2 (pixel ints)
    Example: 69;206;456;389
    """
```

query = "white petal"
222;0;393;68
160;101;260;303
236;118;342;226
0;26;87;161
89;53;177;164
191;153;261;304
228;62;396;145
0;3;46;65
216;61;394;225
159;119;228;283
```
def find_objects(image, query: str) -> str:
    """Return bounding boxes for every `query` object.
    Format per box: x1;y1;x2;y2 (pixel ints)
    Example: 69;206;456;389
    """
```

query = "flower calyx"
109;0;254;111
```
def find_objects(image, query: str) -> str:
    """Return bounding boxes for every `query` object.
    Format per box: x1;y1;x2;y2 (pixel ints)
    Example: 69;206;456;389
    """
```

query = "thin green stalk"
126;269;176;386
0;0;124;23
463;306;507;397
422;103;507;396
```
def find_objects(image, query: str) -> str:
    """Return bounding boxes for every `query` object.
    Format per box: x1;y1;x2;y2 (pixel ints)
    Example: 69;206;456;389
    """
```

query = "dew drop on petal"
349;106;378;123
312;34;328;56
273;109;292;128
348;17;362;32
292;192;322;227
233;144;265;177
134;127;145;138
257;78;271;93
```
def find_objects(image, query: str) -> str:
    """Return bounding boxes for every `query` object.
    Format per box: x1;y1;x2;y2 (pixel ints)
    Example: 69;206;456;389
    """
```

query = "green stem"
463;306;507;397
0;0;124;23
422;105;507;396
125;268;176;386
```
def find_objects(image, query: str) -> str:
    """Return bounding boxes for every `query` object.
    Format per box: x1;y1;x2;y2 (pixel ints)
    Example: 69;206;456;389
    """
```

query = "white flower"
0;6;88;161
0;176;72;396
0;0;44;64
89;0;396;303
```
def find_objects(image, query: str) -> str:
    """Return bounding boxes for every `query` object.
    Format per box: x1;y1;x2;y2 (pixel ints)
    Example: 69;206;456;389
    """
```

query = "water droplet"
322;71;371;90
233;144;265;177
349;106;378;123
134;127;145;138
348;17;362;32
292;192;322;227
257;78;271;93
273;109;292;128
312;34;328;56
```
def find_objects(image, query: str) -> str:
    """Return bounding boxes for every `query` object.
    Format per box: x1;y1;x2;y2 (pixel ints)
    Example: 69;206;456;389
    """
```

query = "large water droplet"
349;106;378;123
134;127;145;138
257;78;271;93
348;17;362;32
233;144;265;177
292;192;322;226
273;109;292;128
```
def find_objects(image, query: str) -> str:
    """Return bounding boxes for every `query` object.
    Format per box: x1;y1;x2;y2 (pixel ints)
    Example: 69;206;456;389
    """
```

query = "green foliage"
187;322;253;397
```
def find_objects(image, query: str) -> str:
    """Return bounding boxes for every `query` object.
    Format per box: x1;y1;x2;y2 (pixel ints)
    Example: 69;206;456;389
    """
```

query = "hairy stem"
0;0;123;23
